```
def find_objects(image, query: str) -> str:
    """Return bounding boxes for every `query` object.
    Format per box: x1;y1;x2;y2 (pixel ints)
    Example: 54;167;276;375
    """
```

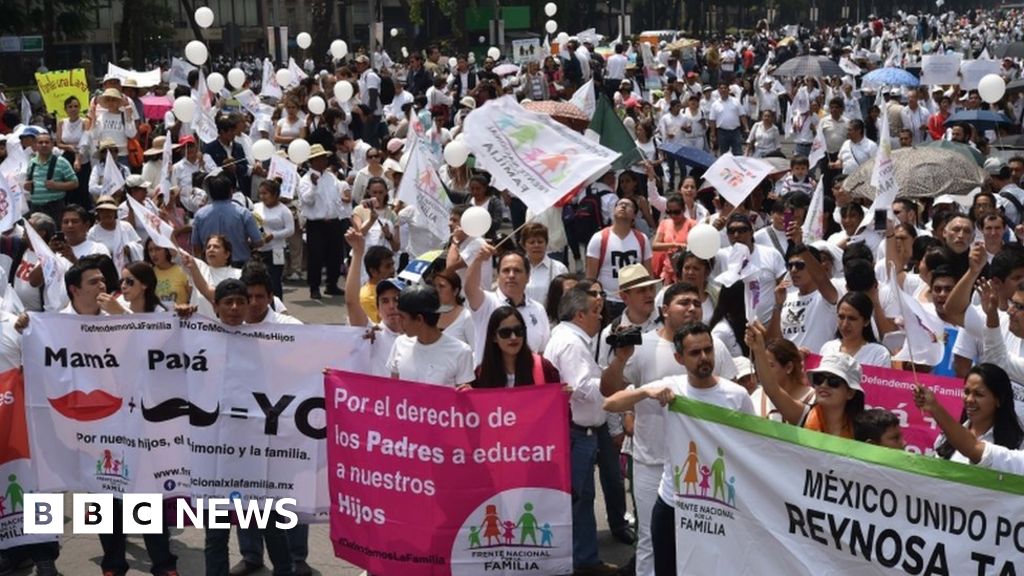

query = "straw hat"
99;88;124;105
307;144;331;160
144;135;178;157
95;196;119;211
98;138;118;151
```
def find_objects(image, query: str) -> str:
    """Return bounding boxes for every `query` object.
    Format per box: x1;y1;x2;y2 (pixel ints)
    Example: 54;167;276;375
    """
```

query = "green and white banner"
665;398;1024;575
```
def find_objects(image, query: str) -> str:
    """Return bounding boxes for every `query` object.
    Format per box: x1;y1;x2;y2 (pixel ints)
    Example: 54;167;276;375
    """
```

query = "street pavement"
12;278;634;575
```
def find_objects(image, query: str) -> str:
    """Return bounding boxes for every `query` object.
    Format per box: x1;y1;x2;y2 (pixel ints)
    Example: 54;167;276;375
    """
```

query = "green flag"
587;94;644;171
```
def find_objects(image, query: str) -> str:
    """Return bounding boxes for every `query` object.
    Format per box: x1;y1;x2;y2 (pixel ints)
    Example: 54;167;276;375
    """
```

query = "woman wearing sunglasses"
474;306;560;388
820;291;892;368
651;194;695;284
100;262;165;314
747;322;865;438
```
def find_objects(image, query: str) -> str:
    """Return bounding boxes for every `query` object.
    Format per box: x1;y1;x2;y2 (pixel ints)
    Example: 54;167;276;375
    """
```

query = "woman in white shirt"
88;88;138;165
57;95;91;207
820;291;892;368
521;223;568;305
432;268;475;347
254;180;295;299
746;110;781;158
274;97;307;146
933;363;1024;463
350;148;388;204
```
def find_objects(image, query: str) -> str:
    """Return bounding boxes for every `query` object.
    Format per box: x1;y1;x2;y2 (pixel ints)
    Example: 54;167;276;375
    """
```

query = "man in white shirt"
243;264;301;325
87;195;141;267
586;197;654;319
986;158;1024;226
770;244;839;351
837;119;878;175
59;255;111;316
354;55;383;147
55;204;111;264
604;43;629;102
713;213;787;325
900;92;930;145
344;228;406;379
465;245;550;366
658;101;687;189
680;94;707;152
384;78;414;125
709;82;748;155
542;288;619;576
298;144;344;300
604;321;754;575
387;284;475;386
595;265;660;367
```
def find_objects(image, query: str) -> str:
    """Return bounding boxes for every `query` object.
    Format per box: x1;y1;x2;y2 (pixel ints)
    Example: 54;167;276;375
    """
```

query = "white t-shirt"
586;229;653;303
369;323;400;378
711;244;785;324
441;306;475;347
470;289;550;367
820;339;892;368
657;376;755;502
525;257;569;306
458;236;494;291
13;250;44;312
87;222;141;262
386;332;475;386
778;289;836;351
70;239;112;260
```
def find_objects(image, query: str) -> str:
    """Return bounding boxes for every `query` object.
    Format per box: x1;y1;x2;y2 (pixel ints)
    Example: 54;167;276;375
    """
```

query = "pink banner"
325;371;572;576
805;355;963;454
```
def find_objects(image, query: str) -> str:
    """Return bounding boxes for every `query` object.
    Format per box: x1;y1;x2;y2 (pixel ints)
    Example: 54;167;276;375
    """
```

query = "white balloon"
194;6;215;28
172;96;195;123
545;20;558;34
206;72;225;93
461;206;492;238
478;36;487;44
487;47;501;60
288;139;311;164
227;68;246;89
468;52;476;64
275;68;292;87
443;140;470;167
252;139;275;162
544;2;558;17
184;41;208;66
979;74;1006;103
296;32;312;49
401;46;409;58
307;96;326;115
333;80;353;102
390;28;399;38
329;39;348;60
556;32;570;43
448;57;458;69
686;224;721;260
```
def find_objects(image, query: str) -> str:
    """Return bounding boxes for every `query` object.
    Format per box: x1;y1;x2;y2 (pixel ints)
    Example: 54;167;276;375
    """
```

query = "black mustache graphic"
141;398;220;426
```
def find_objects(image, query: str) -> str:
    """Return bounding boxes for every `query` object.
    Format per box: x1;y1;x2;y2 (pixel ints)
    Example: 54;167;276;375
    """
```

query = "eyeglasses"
1009;300;1024;313
665;209;683;216
812;374;846;388
120;277;136;287
588;290;606;299
786;260;806;271
727;227;752;236
496;325;526;339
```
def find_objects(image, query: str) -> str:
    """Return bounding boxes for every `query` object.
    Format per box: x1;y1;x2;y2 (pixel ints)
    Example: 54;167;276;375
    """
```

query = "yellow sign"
34;69;89;119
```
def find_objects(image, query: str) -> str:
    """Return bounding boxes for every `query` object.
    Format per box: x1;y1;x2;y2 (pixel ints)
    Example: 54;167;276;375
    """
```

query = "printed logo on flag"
0;473;26;536
451;487;571;575
95;448;130;492
671;441;737;536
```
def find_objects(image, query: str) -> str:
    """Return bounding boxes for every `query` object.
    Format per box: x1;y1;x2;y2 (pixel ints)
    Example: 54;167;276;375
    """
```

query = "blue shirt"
190;200;262;263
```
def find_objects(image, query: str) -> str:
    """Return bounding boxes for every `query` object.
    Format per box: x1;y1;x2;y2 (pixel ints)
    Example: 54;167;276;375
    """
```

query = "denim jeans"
238;523;309;563
794;142;812;159
206;521;294;576
570;426;600;568
651;497;676;576
596;424;628;534
716;128;744;156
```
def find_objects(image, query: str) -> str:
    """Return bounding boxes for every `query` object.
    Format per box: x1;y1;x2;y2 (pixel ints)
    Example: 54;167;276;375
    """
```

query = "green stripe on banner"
668;396;1024;496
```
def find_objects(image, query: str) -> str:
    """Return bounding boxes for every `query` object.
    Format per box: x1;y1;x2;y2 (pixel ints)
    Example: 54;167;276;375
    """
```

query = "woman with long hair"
935;364;1024;462
432;268;475;346
709;282;747;357
144;238;191;306
474;306;560;388
100;262;165;314
56;95;92;208
183;234;241;317
749;338;815;422
820;291;892;367
651;194;695;284
545;273;582;324
274;96;307;146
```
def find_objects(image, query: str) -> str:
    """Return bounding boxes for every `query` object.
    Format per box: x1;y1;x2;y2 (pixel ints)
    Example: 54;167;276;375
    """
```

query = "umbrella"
398;250;445;284
773;55;844;78
665;38;700;51
862;67;920;88
522;100;590;133
943;110;1013;131
995;134;1024;148
995;42;1024;59
1007;78;1024;95
925;140;984;166
659;141;716;170
140;94;173;121
776;37;797;47
493;63;520;77
843;147;986;201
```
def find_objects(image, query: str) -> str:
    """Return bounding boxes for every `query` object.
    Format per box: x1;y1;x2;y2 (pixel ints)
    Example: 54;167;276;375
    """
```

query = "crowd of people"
3;4;1024;576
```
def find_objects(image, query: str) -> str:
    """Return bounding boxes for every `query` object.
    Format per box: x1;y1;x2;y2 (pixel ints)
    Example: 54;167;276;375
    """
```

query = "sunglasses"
727;227;752;236
496;325;526;339
588;290;606;299
665;209;683;216
120;277;136;287
812;374;846;388
786;260;806;271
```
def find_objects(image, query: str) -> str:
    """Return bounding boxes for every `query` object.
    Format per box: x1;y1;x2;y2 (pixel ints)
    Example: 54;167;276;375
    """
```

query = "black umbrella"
995;42;1024;59
1007;78;1024;95
773;55;844;78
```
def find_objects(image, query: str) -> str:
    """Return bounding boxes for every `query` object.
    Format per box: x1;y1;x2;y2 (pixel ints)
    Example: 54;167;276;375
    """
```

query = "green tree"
0;0;98;67
120;0;175;69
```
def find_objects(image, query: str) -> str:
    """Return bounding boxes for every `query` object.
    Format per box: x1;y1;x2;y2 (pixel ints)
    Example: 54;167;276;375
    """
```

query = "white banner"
960;58;1000;91
395;139;453;242
920;54;961;86
267;155;300;200
23;314;372;515
106;63;162;88
463;96;619;216
126;195;176;250
702;153;773;208
665;398;1024;575
511;39;541;63
0;166;23;233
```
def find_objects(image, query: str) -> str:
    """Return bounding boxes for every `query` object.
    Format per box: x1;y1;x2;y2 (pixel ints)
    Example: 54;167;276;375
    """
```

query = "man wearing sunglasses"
712;213;786;324
768;243;838;351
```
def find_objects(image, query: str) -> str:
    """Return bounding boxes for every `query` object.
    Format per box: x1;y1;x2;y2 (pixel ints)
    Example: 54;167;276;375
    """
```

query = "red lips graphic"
48;390;123;421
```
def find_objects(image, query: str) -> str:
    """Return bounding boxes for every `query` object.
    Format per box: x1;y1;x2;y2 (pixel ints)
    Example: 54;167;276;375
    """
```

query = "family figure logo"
468;502;555;550
0;474;24;519
95;448;130;492
494;112;573;185
672;441;738;538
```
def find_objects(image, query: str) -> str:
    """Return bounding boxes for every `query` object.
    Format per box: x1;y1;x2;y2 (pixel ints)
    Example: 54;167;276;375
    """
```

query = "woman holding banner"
820;292;893;368
474;306;560;388
933;364;1024;463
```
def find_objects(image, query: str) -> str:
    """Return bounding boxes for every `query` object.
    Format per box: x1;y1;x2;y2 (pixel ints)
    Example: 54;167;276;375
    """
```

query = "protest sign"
106;63;162;88
34;69;89;119
666;396;1024;575
702;153;773;207
326;371;572;576
395;139;453;242
23;314;371;515
805;355;963;455
267;155;300;199
959;58;1000;91
920;54;961;86
512;39;541;63
464;95;619;216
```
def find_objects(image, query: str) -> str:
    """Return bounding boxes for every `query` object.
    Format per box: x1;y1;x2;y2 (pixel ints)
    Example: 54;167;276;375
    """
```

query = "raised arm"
913;385;984;463
344;228;370;327
464;241;494;312
746;321;808;425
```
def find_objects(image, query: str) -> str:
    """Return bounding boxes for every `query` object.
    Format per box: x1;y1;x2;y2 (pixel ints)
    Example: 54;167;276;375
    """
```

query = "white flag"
463;96;619;216
24;221;68;312
169;57;197;87
158;134;174;206
869;103;899;214
396;140;452;242
267;155;300;199
569;80;596;120
802;179;826;243
126;195;178;251
287;58;307;88
886;264;945;366
0;168;22;233
702;153;773;208
20;93;31;126
260;58;282;99
807;119;827;167
102;154;126;197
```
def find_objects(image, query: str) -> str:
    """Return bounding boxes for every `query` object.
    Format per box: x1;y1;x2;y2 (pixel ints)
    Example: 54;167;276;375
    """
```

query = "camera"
605;325;643;349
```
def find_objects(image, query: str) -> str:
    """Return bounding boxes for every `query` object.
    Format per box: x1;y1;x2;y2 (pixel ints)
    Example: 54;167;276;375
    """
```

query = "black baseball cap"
397;284;452;315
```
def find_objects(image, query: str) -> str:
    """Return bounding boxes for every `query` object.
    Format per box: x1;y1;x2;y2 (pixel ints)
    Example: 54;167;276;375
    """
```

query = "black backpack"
27;156;58;182
379;76;396;105
566;187;610;242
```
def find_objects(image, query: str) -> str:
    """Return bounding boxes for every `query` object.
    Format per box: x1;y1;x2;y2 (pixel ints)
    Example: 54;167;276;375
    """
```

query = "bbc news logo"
23;494;299;534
